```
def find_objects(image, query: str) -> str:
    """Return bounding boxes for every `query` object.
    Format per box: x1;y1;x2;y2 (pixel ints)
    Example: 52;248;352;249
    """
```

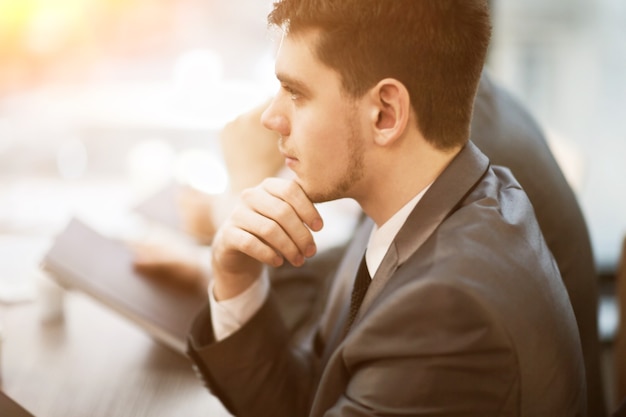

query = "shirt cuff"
208;268;270;341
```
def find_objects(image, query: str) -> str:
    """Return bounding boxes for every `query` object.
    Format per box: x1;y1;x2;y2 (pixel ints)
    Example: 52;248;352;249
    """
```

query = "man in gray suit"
187;1;586;415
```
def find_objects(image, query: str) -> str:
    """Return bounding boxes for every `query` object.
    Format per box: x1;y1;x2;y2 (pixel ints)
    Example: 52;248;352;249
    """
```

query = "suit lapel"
354;141;490;325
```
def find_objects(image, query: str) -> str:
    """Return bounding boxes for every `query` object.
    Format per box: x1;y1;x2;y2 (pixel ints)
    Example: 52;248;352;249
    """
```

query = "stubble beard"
306;118;365;204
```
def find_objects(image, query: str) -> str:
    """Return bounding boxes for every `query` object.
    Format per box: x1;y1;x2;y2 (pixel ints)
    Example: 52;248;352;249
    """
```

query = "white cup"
37;272;65;323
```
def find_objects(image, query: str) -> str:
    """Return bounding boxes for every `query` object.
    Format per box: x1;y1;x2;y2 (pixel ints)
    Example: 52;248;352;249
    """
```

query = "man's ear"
368;79;411;147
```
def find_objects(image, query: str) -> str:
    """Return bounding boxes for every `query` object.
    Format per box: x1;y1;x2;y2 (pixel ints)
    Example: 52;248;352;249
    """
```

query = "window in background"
489;0;626;274
1;0;624;282
0;0;274;242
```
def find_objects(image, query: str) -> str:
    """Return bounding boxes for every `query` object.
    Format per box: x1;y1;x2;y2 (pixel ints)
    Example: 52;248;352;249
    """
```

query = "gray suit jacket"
188;141;586;416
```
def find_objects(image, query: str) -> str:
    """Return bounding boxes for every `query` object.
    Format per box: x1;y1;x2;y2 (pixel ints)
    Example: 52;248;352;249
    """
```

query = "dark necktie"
345;255;371;334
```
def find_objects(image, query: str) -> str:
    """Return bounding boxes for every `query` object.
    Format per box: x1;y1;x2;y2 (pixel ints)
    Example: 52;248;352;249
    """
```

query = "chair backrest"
615;237;626;409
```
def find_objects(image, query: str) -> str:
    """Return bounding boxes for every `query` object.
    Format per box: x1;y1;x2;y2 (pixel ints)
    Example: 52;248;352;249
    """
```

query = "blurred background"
0;0;624;406
0;0;277;302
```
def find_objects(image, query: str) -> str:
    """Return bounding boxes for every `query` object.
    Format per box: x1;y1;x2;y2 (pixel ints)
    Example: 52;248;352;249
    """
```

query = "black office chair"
613;237;626;415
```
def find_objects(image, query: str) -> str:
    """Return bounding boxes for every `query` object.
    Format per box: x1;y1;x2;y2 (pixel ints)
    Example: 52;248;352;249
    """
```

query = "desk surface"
1;291;231;417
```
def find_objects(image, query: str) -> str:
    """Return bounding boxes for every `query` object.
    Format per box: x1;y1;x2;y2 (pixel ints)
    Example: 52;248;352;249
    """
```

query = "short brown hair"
268;0;492;149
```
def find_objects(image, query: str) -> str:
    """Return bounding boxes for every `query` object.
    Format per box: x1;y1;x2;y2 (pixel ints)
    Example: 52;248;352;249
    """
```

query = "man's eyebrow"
276;73;312;95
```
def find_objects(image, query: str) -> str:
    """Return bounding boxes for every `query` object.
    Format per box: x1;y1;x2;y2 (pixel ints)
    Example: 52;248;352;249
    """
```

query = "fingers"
260;178;324;232
248;178;322;265
216;178;324;270
217;224;286;269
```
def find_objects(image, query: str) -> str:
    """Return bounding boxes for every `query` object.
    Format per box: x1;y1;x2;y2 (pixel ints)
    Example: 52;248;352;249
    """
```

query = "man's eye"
282;85;300;101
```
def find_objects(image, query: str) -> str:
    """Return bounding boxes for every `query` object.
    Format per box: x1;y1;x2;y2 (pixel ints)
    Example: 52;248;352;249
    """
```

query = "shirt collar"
365;183;432;277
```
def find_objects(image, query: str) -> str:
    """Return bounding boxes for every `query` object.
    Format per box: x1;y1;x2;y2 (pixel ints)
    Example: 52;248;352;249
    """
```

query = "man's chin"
299;183;342;204
293;178;325;204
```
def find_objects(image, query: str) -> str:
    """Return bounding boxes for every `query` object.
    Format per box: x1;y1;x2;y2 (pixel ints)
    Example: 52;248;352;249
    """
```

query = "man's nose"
261;98;289;136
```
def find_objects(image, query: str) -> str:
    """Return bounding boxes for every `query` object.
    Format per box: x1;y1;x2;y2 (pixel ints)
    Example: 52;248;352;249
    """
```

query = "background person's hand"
219;99;284;193
131;242;208;294
176;99;285;245
176;186;219;245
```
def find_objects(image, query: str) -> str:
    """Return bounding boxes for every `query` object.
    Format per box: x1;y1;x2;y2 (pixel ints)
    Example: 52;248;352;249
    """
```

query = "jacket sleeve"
187;292;317;417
